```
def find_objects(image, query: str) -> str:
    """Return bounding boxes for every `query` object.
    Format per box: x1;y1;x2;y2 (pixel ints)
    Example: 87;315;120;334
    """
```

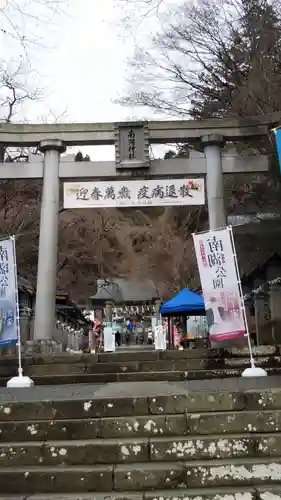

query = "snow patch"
27;424;38;435
84;401;92;412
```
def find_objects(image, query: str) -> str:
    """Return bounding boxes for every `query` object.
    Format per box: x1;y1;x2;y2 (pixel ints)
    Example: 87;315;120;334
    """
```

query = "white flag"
193;227;246;342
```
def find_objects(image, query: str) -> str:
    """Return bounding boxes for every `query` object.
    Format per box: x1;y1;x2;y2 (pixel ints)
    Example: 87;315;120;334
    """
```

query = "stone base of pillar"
24;339;64;356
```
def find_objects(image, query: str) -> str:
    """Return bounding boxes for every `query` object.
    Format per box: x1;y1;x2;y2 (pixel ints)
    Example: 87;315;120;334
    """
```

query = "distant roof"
18;277;34;295
90;278;159;304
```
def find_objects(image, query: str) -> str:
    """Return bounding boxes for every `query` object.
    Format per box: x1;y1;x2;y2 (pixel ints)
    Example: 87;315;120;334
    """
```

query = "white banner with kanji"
193;227;246;342
154;324;166;350
0;238;18;348
103;325;115;352
63;178;205;208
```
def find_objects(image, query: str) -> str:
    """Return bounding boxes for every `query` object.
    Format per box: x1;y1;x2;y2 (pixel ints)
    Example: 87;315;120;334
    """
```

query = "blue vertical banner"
0;238;18;347
273;127;281;171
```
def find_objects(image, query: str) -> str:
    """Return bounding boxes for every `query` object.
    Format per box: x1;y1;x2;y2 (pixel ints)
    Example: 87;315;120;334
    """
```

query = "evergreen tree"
75;151;91;161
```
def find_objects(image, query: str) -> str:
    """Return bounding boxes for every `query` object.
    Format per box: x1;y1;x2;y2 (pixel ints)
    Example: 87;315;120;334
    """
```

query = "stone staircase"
0;345;281;385
1;378;281;498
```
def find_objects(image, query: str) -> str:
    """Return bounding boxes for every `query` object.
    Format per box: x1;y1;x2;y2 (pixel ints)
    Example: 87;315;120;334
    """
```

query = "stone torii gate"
0;114;277;348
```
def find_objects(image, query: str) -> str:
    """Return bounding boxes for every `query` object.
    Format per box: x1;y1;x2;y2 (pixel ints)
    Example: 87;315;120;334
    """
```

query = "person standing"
115;330;121;347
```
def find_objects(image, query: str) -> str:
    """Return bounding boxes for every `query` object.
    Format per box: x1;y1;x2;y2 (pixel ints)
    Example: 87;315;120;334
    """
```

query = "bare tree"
0;0;67;284
119;0;281;119
56;208;142;300
0;0;66;149
0;177;41;280
0;0;64;53
0;61;42;280
116;0;166;25
117;208;200;296
0;64;38;121
118;0;281;222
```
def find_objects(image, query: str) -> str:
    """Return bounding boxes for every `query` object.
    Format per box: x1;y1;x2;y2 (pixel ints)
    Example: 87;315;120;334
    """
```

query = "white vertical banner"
103;325;115;352
151;316;157;333
154;324;166;350
0;238;18;348
193;227;247;343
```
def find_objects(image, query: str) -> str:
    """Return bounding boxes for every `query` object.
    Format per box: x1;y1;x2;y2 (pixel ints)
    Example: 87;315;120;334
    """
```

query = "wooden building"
6;280;90;347
89;279;160;342
89;278;160;317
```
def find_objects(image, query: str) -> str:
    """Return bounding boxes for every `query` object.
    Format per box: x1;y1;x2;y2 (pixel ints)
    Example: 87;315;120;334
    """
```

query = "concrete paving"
0;375;281;403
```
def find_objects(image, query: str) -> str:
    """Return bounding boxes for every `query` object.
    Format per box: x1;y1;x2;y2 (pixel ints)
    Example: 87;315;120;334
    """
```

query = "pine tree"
75;151;91;161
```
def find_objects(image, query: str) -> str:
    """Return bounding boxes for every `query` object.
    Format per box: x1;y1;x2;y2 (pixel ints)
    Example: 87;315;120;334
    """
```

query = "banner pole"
228;228;254;362
12;235;23;376
228;227;267;377
6;236;34;388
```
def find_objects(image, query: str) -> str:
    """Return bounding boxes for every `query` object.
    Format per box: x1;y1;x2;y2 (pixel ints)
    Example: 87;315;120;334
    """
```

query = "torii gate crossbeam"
0;112;278;145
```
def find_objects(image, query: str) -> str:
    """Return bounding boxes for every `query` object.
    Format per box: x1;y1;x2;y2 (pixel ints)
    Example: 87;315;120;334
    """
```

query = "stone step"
1;491;281;500
1;458;281;494
0;349;280;380
186;409;281;436
19;357;281;376
0;416;186;442
0;433;280;466
11;355;281;372
146;488;281;500
1;485;279;500
150;433;281;461
0;464;113;494
0;391;252;421
2;366;281;386
0;486;278;500
2;345;279;366
97;345;280;360
1;409;281;442
0;386;280;420
2;376;281;399
0;495;142;500
111;458;281;491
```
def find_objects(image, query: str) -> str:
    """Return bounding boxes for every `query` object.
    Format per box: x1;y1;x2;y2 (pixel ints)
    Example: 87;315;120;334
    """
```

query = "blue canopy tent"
160;288;205;316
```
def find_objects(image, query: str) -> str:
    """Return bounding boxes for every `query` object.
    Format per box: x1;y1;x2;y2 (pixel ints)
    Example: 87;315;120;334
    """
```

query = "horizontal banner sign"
63;178;205;208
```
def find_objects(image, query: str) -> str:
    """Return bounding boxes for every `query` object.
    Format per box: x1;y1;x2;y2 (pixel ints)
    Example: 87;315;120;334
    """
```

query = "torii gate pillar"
201;134;227;230
33;139;66;347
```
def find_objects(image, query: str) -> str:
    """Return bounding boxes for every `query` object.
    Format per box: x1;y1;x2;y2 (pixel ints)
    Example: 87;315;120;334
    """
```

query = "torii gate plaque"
0;114;277;349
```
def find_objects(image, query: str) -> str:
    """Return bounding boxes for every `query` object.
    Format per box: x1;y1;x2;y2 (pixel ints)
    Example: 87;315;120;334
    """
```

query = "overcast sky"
1;0;181;158
37;0;136;123
34;0;180;123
